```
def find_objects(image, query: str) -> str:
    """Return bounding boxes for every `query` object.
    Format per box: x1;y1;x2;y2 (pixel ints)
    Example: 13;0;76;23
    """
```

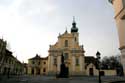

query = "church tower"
109;0;125;74
71;17;79;45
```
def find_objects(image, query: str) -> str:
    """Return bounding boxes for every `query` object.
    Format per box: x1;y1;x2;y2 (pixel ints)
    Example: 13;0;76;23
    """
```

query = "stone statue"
57;53;69;78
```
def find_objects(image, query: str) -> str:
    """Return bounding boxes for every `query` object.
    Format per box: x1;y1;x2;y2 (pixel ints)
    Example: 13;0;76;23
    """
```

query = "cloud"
0;0;15;7
16;0;57;16
0;0;120;63
0;0;59;62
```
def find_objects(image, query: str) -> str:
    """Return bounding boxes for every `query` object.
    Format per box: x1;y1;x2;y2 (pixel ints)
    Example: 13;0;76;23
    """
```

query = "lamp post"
96;51;101;83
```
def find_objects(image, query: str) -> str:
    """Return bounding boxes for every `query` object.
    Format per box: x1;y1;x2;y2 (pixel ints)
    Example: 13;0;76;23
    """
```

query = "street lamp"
96;51;101;83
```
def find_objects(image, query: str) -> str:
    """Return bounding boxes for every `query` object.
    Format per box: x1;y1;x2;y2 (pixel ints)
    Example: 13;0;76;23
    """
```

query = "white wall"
86;63;116;76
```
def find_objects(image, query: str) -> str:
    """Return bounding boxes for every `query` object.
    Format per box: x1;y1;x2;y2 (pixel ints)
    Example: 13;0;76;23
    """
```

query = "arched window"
65;40;68;47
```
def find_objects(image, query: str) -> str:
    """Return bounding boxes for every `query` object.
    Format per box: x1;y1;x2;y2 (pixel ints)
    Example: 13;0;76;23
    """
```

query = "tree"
101;55;121;69
101;55;124;76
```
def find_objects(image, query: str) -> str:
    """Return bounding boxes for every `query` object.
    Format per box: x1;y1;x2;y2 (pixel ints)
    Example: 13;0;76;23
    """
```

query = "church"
48;19;85;76
27;19;116;76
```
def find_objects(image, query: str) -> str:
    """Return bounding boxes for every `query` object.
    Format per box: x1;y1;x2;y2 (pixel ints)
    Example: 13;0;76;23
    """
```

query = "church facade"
47;19;85;76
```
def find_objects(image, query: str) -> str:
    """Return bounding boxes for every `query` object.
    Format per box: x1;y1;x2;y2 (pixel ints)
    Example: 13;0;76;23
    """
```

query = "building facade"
1;49;24;75
109;0;125;74
0;38;24;75
48;20;85;76
0;38;7;74
28;54;48;75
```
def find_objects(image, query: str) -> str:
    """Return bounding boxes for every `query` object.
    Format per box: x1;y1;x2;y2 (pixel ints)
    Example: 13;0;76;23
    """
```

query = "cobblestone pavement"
0;75;125;83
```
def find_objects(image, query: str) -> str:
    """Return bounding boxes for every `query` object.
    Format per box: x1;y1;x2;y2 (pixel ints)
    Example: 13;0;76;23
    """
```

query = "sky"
0;0;120;63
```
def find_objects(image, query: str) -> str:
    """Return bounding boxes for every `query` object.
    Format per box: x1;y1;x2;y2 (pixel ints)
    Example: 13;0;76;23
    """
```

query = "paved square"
0;75;125;83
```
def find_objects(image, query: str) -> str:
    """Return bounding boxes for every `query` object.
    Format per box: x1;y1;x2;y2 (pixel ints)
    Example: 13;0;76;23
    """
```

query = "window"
0;56;2;61
75;37;77;42
76;58;79;66
9;59;11;64
54;58;57;65
38;61;40;65
6;58;8;63
32;61;35;64
43;68;46;72
44;62;46;64
65;40;68;47
64;53;68;60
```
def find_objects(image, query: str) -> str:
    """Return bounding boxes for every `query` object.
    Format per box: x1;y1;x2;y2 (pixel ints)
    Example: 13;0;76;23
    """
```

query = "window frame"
76;58;79;66
65;40;68;47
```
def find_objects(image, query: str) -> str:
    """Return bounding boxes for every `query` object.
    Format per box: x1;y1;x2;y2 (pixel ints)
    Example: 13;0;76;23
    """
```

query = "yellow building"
28;54;48;75
48;19;85;76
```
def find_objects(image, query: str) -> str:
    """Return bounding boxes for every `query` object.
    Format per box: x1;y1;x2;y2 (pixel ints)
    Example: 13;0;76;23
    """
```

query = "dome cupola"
71;17;78;33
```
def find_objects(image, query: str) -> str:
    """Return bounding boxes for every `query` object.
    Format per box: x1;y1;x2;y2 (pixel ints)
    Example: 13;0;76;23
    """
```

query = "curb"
109;80;125;83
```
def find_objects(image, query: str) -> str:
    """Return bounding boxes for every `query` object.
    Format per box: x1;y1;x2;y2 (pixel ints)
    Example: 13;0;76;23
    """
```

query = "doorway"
89;68;94;76
36;68;40;75
31;68;34;75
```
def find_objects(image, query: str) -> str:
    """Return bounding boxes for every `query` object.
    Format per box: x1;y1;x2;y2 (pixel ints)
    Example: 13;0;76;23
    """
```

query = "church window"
64;53;68;60
54;58;57;65
76;58;79;66
65;40;68;47
75;37;77;42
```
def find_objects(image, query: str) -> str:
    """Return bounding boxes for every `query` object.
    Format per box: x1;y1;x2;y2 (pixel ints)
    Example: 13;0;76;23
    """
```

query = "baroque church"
27;19;116;76
48;19;85;76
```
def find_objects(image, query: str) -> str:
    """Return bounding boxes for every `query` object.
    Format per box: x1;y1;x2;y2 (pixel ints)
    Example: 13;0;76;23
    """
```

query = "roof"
5;49;14;58
29;54;42;60
85;56;98;69
85;56;96;64
29;54;48;60
5;49;22;64
41;56;48;60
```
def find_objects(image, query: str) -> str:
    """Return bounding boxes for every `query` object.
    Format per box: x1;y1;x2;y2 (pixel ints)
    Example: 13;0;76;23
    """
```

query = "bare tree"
101;55;124;76
101;55;121;69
